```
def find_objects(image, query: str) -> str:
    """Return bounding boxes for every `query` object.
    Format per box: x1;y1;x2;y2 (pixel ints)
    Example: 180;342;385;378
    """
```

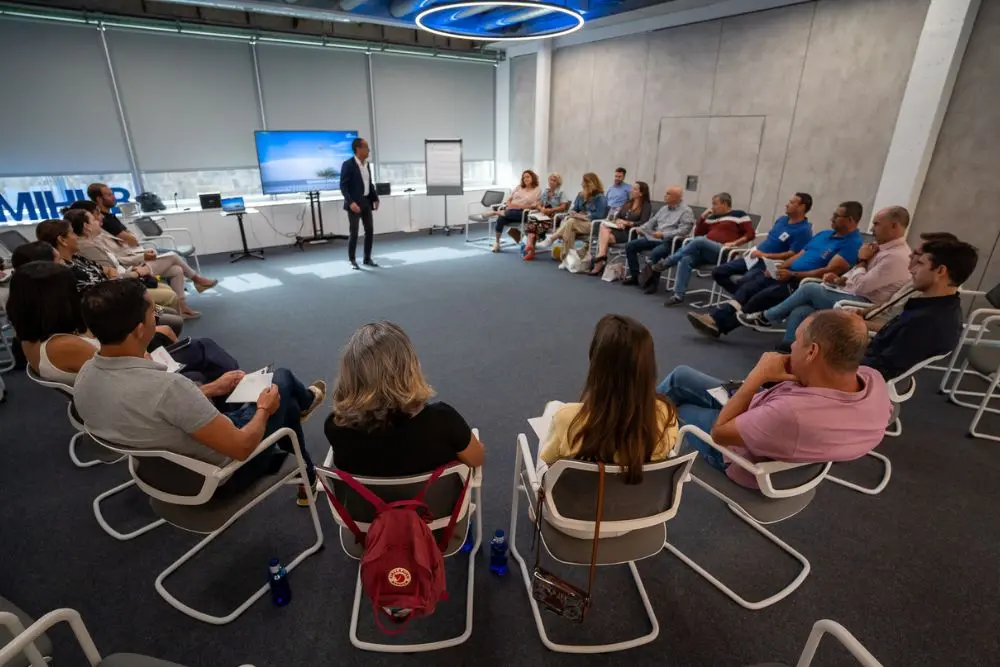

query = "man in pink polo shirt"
739;206;913;350
658;310;891;489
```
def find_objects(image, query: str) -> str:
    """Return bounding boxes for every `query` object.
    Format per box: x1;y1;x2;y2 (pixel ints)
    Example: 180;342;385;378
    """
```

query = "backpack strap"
319;468;389;544
437;466;473;552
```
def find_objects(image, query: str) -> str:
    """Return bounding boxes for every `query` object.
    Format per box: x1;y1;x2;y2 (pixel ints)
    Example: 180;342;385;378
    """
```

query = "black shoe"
350;261;360;270
363;259;379;267
622;277;639;286
663;295;684;307
643;281;660;295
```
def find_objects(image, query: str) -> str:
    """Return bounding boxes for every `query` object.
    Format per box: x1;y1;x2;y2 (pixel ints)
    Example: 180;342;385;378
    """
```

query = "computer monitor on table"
221;196;246;214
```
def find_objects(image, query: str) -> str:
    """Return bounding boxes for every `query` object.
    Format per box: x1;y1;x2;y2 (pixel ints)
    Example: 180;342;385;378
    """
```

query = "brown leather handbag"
530;462;605;623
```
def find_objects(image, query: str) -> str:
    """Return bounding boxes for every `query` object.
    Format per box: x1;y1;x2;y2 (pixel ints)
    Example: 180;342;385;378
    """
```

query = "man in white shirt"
339;137;380;270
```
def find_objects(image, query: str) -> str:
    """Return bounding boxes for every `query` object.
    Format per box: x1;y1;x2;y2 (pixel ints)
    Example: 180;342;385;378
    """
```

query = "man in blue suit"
340;137;379;269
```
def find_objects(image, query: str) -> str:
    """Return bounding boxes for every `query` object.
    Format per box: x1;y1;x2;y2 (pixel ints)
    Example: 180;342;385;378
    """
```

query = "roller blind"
0;20;131;176
371;55;495;162
107;31;261;172
256;45;372;138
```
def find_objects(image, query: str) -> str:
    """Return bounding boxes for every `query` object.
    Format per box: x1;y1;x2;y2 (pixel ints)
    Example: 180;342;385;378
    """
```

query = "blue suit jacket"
339;157;378;211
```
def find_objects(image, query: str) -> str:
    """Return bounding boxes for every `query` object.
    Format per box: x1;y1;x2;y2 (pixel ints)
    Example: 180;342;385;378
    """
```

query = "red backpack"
322;464;471;633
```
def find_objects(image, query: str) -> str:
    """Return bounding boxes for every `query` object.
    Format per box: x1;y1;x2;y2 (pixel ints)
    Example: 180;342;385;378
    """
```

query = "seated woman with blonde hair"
536;172;608;264
325;321;485;475
540;314;678;479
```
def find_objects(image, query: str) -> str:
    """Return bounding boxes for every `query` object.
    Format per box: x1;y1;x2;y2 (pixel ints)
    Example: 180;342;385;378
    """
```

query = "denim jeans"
763;281;871;343
657;365;727;471
713;258;760;295
660;237;722;297
624;237;673;277
226;367;315;486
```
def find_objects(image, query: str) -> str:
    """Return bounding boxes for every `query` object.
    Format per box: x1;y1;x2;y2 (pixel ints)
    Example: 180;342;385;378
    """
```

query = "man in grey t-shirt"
623;186;694;285
74;279;324;488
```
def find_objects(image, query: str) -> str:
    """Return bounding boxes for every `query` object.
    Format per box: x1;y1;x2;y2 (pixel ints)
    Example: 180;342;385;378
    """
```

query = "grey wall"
514;0;930;228
509;54;537;178
913;0;1000;290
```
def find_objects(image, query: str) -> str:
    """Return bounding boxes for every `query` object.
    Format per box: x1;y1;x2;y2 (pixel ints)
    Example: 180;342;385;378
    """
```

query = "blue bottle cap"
494;529;504;538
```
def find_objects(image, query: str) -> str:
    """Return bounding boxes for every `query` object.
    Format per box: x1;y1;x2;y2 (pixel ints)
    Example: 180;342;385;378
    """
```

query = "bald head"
665;186;683;206
872;205;910;244
801;310;869;373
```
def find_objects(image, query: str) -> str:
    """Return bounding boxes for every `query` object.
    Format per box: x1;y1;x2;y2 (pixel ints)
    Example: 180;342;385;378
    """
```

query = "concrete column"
873;0;981;230
533;40;552;176
494;59;511;186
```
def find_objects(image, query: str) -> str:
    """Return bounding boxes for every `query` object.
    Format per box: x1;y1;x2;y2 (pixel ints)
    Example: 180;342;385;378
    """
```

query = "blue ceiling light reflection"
416;1;585;41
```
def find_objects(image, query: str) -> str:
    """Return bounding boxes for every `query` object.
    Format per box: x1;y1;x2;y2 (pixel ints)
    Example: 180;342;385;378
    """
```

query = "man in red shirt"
647;192;755;304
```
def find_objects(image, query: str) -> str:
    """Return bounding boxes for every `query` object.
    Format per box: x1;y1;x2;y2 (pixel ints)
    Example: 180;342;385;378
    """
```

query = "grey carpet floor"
2;231;998;666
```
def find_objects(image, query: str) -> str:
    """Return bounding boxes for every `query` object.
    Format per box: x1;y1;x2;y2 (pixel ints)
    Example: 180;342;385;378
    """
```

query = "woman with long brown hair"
537;173;609;266
325;321;485;475
590;181;652;276
538;314;678;484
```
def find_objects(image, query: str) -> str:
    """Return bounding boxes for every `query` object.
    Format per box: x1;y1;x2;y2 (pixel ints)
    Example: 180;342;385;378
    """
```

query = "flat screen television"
254;130;358;195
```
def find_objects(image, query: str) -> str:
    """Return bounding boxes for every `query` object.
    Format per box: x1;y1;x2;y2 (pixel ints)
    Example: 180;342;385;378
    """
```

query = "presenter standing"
340;137;379;270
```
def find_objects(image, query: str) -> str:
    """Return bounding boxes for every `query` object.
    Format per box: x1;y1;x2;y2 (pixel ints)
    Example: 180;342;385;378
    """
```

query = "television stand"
294;191;347;249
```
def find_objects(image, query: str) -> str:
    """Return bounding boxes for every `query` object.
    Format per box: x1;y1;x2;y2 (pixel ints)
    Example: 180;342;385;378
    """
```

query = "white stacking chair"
509;433;698;654
0;607;257;667
678;213;764;309
748;618;885;667
25;367;124;469
0;597;53;667
662;425;829;610
132;216;201;273
86;426;324;625
315;437;483;653
825;354;946;496
464;190;507;248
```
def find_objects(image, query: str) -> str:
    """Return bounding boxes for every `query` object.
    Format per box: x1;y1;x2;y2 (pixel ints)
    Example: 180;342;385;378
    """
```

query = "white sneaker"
558;261;567;270
537;237;554;249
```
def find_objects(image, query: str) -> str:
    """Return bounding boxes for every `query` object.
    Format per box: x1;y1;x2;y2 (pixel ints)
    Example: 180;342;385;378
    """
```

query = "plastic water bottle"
489;529;509;576
267;558;291;606
460;519;475;553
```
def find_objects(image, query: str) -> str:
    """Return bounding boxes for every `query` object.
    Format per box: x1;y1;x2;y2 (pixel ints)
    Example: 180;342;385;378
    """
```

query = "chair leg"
969;367;1000;441
349;487;483;652
662;481;810;610
69;431;104;469
154;469;324;625
93;479;166;541
825;452;892;496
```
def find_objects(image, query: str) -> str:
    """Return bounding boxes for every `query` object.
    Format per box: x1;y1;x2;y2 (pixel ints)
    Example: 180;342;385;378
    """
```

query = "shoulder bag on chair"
530;462;605;623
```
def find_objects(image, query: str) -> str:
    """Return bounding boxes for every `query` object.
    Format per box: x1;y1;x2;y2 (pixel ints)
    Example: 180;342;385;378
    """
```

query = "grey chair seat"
0;596;53;667
339;512;470;559
967;344;1000;376
691;458;818;524
175;245;195;256
150;455;300;533
99;653;189;667
540;520;666;566
467;213;494;222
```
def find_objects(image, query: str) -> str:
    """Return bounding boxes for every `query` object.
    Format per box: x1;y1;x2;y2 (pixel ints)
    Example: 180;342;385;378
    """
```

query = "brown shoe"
300;380;327;422
194;278;218;293
507;228;522;244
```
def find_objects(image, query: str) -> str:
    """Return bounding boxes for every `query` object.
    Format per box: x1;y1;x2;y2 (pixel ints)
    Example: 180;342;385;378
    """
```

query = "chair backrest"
133;216;163;238
542;452;697;535
986;282;1000;309
649;200;665;217
316;463;473;533
749;213;762;230
0;229;31;254
860;231;876;244
690;205;706;220
480;190;505;208
886;352;950;403
755;461;832;497
25;365;74;399
86;428;227;505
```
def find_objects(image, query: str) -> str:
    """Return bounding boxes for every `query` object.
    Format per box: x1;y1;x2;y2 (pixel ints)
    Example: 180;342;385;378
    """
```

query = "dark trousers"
495;208;524;233
347;204;374;263
712;271;795;334
713;258;762;295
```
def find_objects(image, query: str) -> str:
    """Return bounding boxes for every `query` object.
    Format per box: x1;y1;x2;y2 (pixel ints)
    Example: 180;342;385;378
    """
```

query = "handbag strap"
584;462;606;599
532;484;547;571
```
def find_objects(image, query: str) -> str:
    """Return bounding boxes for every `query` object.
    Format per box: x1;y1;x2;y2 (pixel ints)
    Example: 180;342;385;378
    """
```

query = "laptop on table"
221;196;246;214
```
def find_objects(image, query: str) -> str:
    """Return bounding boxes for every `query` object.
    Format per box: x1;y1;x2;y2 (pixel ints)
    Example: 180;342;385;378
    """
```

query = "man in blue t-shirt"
605;167;631;210
687;200;865;338
713;192;814;295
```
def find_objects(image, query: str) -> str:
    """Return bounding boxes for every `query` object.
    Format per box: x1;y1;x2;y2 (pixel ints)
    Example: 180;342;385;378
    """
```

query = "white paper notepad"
150;347;184;373
527;400;566;441
226;367;273;403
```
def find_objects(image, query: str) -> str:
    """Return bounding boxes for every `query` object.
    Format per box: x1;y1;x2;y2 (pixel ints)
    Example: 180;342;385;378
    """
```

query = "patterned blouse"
540;187;564;209
64;254;108;293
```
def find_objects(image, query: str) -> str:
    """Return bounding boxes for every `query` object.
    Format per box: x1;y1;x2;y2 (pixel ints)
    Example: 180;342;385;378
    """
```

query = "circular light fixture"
415;1;585;42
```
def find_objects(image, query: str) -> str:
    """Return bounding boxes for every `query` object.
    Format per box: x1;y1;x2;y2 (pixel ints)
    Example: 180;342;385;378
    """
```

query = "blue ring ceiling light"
416;1;585;41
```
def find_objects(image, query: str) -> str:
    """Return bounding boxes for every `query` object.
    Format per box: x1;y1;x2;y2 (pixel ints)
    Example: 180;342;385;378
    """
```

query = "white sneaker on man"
537;236;554;249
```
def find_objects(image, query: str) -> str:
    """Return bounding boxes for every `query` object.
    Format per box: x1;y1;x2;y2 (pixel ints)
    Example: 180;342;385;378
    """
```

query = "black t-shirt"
102;211;127;236
324;402;472;477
